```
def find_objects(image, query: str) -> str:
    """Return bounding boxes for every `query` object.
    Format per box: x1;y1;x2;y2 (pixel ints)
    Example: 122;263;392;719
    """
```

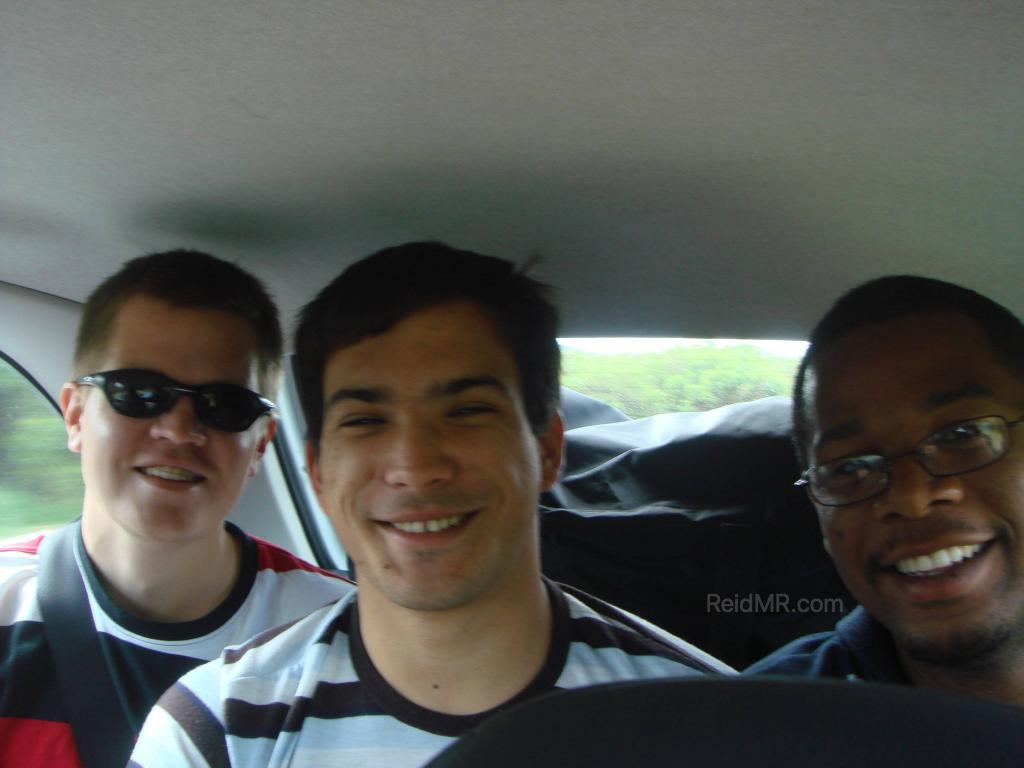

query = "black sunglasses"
77;369;275;432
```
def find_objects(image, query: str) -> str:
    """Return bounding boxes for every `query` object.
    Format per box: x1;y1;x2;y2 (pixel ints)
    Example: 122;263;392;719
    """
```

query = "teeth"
142;465;201;482
393;514;466;534
896;544;983;575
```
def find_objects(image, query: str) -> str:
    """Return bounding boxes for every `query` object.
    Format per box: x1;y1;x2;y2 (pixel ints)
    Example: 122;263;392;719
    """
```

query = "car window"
560;338;807;418
274;355;350;571
0;352;83;540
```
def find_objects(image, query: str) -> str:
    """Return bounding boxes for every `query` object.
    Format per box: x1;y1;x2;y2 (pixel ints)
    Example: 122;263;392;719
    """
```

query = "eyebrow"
430;375;512;400
323;376;512;409
815;421;859;449
814;383;997;453
324;386;389;409
921;383;994;409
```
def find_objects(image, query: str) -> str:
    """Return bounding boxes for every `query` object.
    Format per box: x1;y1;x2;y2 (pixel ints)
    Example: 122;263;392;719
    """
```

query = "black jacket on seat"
541;391;852;669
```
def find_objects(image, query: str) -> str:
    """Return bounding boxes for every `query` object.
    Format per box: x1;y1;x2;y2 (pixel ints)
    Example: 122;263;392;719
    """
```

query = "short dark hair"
294;241;561;446
793;275;1024;467
75;249;282;396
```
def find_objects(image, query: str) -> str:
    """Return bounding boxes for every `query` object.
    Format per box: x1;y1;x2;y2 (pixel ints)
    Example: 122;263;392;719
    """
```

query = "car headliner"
2;1;1021;342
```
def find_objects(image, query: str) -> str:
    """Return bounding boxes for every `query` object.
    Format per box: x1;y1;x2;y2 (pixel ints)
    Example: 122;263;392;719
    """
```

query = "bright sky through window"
556;338;809;418
558;338;808;357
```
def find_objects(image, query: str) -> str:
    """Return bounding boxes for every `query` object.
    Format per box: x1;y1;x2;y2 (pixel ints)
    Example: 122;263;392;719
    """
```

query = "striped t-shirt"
130;579;733;768
0;520;354;768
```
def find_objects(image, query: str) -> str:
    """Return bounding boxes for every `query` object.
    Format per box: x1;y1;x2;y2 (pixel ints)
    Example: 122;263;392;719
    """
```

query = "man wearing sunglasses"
747;275;1024;707
0;250;353;768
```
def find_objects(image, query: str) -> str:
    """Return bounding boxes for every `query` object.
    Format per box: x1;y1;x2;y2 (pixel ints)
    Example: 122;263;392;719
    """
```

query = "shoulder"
0;530;45;577
158;597;354;730
250;535;351;583
216;591;356;684
557;583;735;678
231;534;354;631
146;595;358;761
745;608;881;678
248;534;354;601
743;630;843;676
0;530;47;625
0;530;46;557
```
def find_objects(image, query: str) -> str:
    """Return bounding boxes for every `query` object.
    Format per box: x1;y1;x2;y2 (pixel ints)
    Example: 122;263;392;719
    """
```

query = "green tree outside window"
561;343;800;419
0;356;82;540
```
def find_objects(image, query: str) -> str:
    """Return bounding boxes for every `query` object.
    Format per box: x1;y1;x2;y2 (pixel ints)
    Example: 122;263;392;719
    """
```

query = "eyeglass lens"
88;370;269;431
808;416;1011;506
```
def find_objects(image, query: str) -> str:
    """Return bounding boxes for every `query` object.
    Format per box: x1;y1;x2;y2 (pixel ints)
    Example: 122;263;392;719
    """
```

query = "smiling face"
804;312;1024;667
62;294;276;545
308;300;563;614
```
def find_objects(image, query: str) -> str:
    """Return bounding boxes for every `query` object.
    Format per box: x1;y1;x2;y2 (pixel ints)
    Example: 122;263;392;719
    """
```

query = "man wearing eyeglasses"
0;250;353;768
746;275;1024;707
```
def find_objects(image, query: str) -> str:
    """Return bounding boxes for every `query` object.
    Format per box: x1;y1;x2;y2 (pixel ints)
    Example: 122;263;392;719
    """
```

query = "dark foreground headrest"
426;677;1024;767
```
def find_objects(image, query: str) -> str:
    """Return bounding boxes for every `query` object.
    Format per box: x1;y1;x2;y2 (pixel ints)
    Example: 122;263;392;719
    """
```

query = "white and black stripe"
131;579;733;768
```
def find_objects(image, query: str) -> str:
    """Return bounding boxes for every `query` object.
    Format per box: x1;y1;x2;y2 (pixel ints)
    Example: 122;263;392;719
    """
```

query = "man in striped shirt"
0;251;353;768
131;242;731;768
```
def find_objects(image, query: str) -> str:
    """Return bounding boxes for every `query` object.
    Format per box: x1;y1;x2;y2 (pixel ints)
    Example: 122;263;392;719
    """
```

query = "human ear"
60;382;85;454
248;418;278;477
305;441;324;497
816;511;833;557
536;411;565;491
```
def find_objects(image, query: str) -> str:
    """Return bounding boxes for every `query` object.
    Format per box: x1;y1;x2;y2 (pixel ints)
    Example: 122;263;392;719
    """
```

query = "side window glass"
275;355;349;571
559;338;807;417
0;354;83;541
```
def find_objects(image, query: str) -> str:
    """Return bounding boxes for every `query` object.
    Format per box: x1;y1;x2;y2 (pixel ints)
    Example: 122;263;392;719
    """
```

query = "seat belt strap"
37;521;136;768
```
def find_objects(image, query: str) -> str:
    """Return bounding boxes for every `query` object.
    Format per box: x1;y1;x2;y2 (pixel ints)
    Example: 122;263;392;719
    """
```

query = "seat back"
544;392;851;667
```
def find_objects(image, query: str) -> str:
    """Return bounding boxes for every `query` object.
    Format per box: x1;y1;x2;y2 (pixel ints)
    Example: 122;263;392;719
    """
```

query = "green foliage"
0;361;82;540
561;344;799;418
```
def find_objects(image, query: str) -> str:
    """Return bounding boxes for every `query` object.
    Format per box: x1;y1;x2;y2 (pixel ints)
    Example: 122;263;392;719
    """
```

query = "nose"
382;420;454;490
872;454;963;518
149;394;207;446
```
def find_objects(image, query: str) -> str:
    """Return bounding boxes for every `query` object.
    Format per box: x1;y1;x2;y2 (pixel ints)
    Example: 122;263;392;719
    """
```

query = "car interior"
424;677;1024;767
3;0;1022;760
